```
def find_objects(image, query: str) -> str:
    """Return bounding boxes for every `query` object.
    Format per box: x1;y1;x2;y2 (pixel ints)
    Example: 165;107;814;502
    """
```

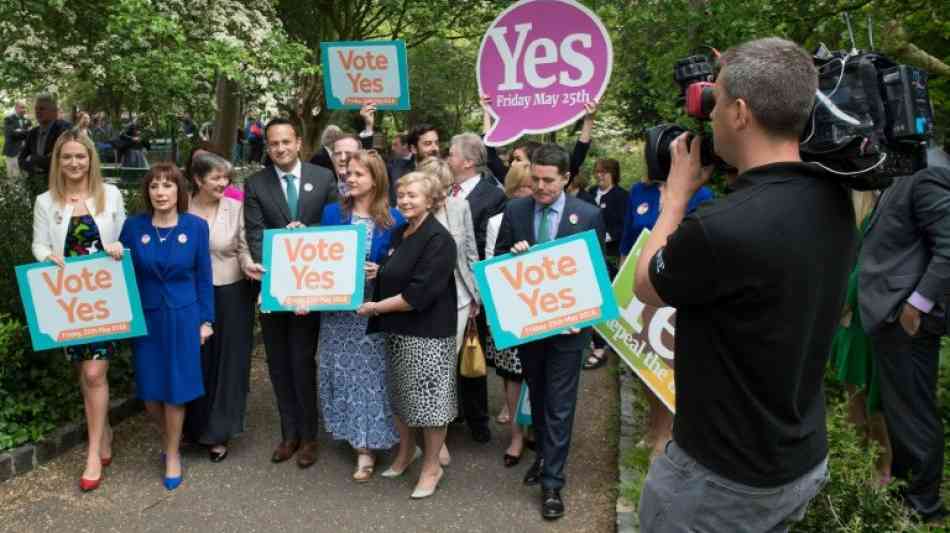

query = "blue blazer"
119;213;214;323
320;203;406;263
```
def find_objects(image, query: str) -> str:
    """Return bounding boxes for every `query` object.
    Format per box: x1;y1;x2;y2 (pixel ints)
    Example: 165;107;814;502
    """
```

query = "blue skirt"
134;301;204;405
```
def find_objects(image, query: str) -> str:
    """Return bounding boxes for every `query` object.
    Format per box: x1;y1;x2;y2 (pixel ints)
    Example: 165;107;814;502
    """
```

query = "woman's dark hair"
142;162;190;214
183;142;227;186
189;152;232;194
513;140;542;162
595;158;621;187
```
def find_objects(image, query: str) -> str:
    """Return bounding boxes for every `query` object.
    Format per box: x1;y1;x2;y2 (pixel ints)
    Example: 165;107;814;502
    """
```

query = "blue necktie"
284;174;298;219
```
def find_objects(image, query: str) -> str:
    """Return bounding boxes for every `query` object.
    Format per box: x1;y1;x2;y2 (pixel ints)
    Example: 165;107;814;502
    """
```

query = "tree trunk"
211;75;242;159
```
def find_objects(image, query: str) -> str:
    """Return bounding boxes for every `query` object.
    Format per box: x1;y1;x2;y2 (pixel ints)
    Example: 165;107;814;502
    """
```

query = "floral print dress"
63;214;117;362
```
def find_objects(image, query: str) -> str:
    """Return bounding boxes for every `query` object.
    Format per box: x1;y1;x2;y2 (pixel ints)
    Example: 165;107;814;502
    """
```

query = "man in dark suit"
447;132;507;443
859;165;950;523
494;143;605;520
244;117;337;469
18;93;70;196
309;104;375;181
382;123;442;206
4;102;31;179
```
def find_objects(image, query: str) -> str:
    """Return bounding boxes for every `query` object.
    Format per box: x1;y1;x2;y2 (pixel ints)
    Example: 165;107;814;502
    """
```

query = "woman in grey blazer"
418;158;480;467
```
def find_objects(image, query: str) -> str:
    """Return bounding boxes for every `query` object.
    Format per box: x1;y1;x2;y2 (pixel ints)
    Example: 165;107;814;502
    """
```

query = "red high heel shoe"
79;475;102;492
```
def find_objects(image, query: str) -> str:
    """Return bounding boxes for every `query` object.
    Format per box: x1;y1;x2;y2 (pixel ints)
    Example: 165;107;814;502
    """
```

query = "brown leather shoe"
271;440;300;463
296;440;319;469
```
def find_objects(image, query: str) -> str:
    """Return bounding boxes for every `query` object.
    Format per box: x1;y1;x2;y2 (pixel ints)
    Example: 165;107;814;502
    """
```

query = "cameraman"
634;37;856;532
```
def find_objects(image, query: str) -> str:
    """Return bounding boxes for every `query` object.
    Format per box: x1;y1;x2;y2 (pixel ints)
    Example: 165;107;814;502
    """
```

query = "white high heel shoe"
381;447;422;478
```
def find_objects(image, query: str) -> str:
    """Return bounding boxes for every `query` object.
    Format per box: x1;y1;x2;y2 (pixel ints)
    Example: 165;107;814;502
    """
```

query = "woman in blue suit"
119;162;213;490
317;150;404;482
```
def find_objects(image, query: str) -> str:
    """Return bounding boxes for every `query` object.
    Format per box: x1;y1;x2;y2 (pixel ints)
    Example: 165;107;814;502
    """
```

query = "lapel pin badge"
141;234;151;244
637;202;649;215
569;213;579;225
54;211;63;224
178;233;188;244
303;182;314;192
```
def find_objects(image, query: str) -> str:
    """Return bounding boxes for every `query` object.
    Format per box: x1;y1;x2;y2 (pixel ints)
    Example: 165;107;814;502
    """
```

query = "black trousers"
519;334;586;490
459;313;491;429
871;322;945;515
260;311;320;442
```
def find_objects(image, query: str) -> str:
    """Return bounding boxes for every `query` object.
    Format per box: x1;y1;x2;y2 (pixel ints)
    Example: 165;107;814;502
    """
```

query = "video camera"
645;36;935;190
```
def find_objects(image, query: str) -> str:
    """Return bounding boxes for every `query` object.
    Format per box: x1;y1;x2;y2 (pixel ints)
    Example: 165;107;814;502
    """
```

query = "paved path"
0;346;618;533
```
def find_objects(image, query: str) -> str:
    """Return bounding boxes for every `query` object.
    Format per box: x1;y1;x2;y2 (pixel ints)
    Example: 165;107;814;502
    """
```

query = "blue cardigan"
118;213;214;323
320;203;406;263
619;182;714;257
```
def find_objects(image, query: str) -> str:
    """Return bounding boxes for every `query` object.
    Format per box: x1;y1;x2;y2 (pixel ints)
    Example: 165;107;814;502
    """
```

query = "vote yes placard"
16;253;147;351
261;225;366;312
475;230;618;350
321;40;411;110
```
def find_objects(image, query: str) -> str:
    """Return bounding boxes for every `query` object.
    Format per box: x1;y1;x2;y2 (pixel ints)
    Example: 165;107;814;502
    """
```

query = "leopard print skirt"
385;334;458;427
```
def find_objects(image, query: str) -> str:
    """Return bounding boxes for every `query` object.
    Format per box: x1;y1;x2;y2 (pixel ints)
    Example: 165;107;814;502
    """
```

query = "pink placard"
477;0;613;147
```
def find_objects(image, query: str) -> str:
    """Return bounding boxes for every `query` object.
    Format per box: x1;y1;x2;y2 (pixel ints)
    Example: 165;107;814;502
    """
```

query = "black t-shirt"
368;214;457;338
649;162;856;487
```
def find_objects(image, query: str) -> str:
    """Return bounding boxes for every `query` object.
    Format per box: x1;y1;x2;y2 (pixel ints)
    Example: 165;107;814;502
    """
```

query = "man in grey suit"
3;102;31;179
494;143;605;520
244;118;337;469
859;165;950;523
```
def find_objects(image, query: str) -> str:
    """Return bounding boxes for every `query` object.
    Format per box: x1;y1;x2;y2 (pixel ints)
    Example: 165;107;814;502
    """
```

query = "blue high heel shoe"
163;454;183;491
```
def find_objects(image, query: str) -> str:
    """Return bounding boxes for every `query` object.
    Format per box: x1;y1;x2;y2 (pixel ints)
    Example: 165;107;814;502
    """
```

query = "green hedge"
0;172;134;451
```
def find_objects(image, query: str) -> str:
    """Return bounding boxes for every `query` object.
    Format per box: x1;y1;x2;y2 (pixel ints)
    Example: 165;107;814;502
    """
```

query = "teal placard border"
15;251;148;352
321;40;411;111
261;224;367;312
473;230;619;350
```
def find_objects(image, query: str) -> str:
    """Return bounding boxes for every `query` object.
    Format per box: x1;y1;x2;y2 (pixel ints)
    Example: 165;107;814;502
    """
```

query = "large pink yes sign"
477;0;613;147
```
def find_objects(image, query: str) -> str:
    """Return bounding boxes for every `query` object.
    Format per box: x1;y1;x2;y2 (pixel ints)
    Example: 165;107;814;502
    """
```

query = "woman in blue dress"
318;150;403;482
119;162;213;490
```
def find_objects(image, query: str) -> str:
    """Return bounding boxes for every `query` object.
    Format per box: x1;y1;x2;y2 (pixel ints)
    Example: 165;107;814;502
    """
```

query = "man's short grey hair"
450;132;487;171
34;92;58;109
718;37;817;139
320;124;344;150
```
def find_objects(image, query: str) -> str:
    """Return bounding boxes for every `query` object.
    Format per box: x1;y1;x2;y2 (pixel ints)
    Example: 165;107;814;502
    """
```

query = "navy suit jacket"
320;203;406;263
243;161;337;263
119;213;214;323
494;194;606;351
18;119;71;176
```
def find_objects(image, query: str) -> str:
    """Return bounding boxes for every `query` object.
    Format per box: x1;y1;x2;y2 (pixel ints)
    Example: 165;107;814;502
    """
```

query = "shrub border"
0;395;142;483
616;366;639;532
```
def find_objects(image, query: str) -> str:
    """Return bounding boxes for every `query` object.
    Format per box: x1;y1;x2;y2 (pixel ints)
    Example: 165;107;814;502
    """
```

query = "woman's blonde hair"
343;150;395;229
852;190;876;227
397;171;444;212
503;161;532;198
417;157;454;193
48;130;106;214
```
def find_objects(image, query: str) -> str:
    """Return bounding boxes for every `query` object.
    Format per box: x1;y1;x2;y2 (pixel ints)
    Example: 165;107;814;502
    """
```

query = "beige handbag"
459;318;487;378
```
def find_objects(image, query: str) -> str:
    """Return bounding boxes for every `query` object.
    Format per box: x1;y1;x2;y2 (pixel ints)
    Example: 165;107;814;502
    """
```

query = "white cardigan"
32;184;127;262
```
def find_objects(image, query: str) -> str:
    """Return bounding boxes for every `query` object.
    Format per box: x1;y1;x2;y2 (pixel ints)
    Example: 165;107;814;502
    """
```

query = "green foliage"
795;399;918;532
0;179;39;322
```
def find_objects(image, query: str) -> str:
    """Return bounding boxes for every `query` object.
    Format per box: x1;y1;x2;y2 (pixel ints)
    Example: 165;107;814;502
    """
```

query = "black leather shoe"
503;453;521;468
541;488;565;520
523;459;542;486
471;424;491;443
